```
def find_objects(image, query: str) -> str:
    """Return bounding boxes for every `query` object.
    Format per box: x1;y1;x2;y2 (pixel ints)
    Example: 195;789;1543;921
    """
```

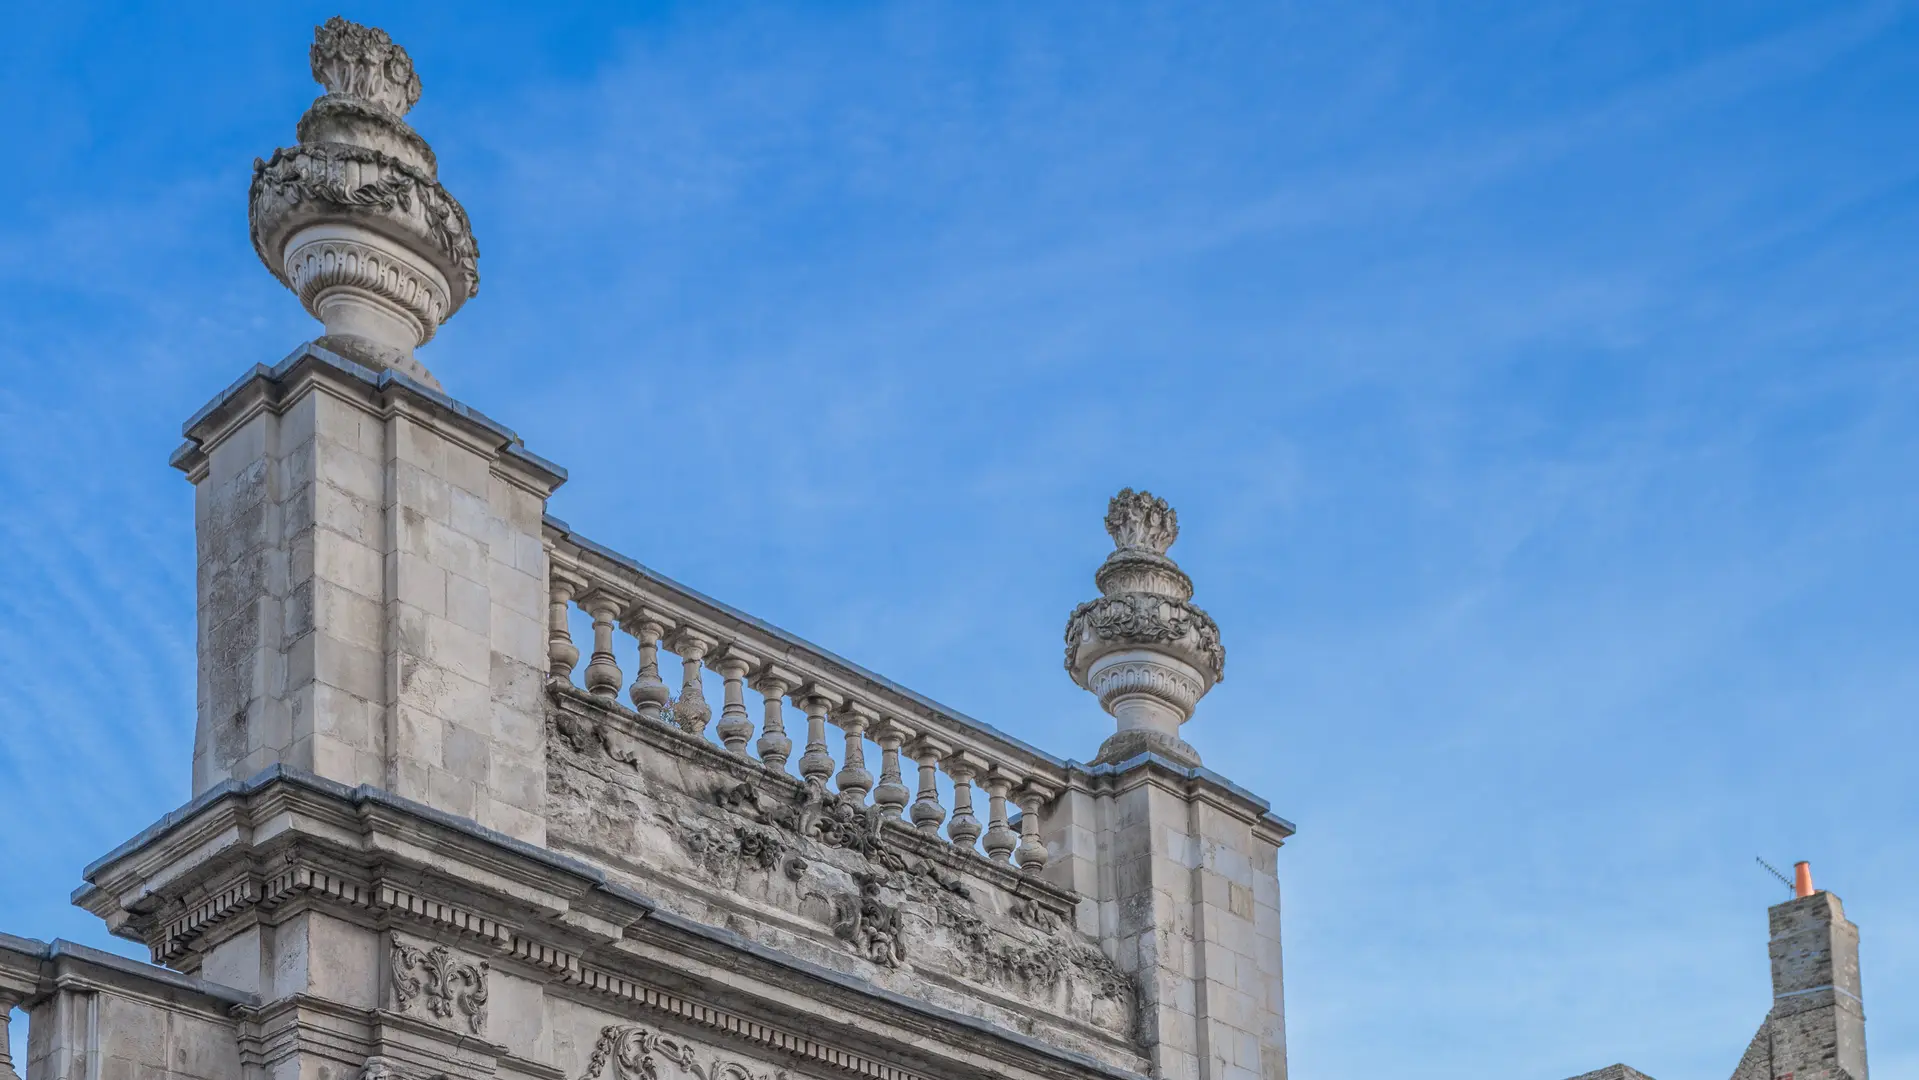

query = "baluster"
795;685;843;788
981;769;1018;863
751;666;798;772
871;720;911;819
547;572;580;680
907;737;948;835
582;593;624;699
665;628;714;736
709;645;759;755
1014;782;1053;873
944;753;983;851
0;991;20;1080
626;612;672;722
833;702;876;801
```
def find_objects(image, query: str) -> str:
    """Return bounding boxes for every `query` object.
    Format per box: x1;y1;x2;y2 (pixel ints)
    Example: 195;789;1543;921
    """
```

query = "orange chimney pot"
1793;861;1815;898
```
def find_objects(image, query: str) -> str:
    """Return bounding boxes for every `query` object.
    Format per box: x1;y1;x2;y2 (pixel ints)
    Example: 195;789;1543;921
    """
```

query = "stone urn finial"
1064;489;1224;768
249;16;480;390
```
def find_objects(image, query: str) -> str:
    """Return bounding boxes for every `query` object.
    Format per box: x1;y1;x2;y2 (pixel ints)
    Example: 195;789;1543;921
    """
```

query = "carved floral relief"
391;939;489;1033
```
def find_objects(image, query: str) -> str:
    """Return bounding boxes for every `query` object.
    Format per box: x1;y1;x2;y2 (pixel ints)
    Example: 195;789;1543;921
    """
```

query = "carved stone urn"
1065;489;1225;768
248;17;480;389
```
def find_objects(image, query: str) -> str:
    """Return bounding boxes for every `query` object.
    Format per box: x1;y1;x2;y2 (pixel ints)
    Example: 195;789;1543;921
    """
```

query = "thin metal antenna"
1756;856;1794;894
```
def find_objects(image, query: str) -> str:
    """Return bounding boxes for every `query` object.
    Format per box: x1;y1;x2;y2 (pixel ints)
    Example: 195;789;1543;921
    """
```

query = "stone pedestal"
173;345;564;843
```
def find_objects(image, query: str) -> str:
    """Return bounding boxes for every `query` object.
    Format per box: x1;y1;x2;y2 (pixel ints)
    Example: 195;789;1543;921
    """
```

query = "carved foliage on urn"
1065;488;1223;766
310;16;423;117
1065;593;1224;686
1105;487;1179;553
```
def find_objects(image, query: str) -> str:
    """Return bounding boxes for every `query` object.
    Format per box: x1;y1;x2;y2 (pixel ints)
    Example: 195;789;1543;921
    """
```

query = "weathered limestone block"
174;345;565;843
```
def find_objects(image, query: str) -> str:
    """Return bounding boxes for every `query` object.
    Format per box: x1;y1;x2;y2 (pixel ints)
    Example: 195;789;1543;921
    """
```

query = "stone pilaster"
173;345;565;843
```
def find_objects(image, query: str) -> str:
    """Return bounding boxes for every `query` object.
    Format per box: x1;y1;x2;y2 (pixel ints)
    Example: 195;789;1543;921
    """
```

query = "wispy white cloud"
1;4;1916;1078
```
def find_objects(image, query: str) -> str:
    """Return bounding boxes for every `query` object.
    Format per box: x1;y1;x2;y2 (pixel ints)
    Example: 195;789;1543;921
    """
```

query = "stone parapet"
546;518;1071;786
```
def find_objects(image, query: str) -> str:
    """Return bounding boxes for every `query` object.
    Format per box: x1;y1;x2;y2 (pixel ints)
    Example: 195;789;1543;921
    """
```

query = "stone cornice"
74;767;1146;1080
77;766;652;958
169;343;565;497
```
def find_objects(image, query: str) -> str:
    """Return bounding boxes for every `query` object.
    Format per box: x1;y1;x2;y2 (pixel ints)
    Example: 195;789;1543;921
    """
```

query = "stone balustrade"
544;515;1064;874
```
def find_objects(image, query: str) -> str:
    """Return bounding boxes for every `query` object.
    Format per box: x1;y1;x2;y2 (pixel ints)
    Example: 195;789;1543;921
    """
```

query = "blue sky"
2;3;1915;1078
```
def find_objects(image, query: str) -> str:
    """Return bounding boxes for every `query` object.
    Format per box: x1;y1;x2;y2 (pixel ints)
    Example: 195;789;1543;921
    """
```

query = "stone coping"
168;342;567;486
1074;751;1297;838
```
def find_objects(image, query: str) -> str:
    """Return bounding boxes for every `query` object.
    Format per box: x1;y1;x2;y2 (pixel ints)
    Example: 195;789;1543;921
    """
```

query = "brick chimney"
1730;869;1868;1080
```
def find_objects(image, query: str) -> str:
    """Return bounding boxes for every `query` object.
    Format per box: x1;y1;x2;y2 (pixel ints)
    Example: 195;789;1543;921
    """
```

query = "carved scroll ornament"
582;1026;788;1080
391;940;488;1033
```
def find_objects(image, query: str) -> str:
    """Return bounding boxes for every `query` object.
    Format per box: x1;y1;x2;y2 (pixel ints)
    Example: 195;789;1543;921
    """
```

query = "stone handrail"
544;515;1070;872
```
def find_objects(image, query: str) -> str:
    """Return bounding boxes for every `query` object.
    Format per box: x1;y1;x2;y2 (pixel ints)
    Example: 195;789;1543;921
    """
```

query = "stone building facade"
0;18;1869;1080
